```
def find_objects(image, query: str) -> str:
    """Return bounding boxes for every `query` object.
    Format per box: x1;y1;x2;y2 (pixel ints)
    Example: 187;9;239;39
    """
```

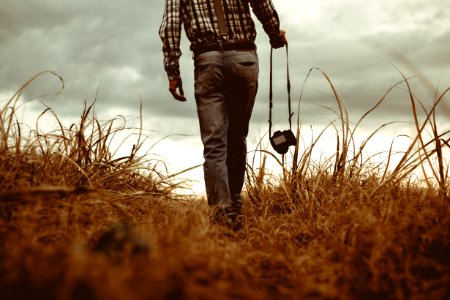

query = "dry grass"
0;71;449;299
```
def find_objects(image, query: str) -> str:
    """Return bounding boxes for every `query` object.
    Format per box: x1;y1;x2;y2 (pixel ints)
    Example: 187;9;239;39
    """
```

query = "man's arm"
248;0;287;48
159;0;186;101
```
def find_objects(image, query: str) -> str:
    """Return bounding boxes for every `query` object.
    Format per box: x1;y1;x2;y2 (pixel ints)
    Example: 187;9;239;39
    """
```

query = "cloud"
0;0;169;117
270;0;450;127
0;0;448;138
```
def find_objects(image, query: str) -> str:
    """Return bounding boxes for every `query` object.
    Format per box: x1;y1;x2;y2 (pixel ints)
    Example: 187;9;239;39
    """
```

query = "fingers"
169;79;187;102
280;30;288;45
169;87;186;101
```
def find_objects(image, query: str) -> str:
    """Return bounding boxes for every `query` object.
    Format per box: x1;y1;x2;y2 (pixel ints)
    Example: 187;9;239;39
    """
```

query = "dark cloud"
0;0;448;138
0;0;166;116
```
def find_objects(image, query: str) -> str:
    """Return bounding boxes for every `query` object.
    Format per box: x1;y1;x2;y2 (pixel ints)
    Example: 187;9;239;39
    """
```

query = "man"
159;0;287;226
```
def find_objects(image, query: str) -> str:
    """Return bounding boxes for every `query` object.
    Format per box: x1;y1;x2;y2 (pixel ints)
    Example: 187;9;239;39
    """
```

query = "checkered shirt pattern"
159;0;281;80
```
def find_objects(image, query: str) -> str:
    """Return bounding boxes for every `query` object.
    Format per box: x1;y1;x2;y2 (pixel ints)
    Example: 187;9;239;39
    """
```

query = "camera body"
270;129;297;154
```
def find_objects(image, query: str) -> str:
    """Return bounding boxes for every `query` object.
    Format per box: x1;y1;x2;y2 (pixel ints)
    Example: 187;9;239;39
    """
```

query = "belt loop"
218;39;223;52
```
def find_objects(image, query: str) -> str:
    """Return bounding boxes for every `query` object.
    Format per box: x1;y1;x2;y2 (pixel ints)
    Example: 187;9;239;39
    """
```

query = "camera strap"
269;45;293;138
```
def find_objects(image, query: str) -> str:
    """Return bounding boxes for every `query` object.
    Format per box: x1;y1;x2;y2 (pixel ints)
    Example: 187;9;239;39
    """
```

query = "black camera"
270;129;297;154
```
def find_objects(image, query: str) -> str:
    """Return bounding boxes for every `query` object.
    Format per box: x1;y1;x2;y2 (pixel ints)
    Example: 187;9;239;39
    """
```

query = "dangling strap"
269;45;293;137
213;0;228;37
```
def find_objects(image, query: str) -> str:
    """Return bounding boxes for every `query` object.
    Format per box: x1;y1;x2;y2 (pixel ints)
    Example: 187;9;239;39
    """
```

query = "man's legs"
194;52;231;210
224;50;259;218
194;50;259;221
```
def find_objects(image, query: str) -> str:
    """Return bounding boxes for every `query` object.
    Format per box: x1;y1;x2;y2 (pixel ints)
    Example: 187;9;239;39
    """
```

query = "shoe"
211;207;233;226
230;215;243;231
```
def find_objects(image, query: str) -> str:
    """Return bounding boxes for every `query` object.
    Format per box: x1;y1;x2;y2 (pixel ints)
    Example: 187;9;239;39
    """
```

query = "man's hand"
270;30;288;49
169;78;186;102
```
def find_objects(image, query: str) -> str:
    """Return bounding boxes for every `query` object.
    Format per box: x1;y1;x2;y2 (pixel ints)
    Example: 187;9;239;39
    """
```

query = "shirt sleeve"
248;0;281;40
159;0;183;81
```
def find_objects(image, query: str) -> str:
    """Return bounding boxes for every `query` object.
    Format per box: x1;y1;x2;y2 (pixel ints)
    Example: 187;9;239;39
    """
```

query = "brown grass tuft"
0;72;449;299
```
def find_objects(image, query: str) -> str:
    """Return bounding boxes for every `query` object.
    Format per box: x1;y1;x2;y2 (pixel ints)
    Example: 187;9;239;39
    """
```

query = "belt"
191;40;256;58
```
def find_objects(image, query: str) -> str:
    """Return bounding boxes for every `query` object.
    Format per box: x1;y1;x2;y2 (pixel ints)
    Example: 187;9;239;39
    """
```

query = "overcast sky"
1;0;449;188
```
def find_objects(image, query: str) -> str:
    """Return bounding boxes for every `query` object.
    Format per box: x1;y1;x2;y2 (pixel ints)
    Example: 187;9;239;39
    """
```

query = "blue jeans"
194;50;259;214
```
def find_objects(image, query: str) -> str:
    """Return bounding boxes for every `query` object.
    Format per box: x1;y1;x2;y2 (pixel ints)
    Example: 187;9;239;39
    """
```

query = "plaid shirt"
159;0;281;80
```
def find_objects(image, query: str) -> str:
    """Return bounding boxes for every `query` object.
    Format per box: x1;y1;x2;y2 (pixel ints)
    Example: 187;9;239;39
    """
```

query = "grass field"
0;72;449;299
